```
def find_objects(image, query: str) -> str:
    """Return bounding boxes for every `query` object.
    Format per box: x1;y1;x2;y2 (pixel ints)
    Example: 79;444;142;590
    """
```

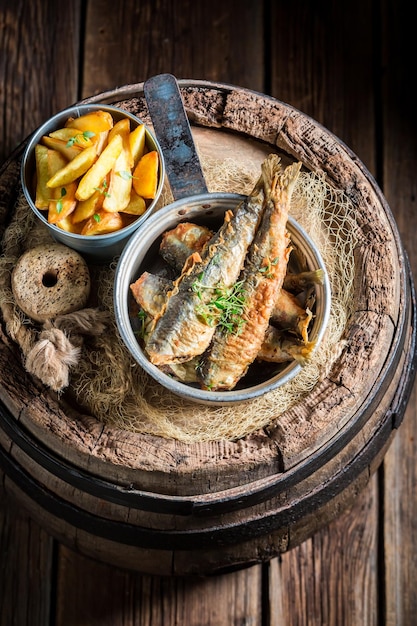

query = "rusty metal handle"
144;73;208;201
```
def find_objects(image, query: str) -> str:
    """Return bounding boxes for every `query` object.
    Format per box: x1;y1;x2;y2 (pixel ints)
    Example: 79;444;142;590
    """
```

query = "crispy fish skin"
199;157;302;390
131;272;313;342
130;272;171;318
257;325;315;365
270;289;313;343
159;222;213;272
144;173;266;366
283;269;325;293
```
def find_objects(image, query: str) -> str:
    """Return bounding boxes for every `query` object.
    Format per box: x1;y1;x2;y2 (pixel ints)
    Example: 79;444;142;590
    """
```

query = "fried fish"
199;156;302;390
144;165;266;366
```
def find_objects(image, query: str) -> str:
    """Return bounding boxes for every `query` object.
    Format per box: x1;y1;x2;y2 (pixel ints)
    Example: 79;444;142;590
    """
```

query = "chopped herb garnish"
118;170;134;180
135;309;148;339
66;130;96;148
55;187;67;213
259;256;280;279
191;277;246;334
93;180;111;197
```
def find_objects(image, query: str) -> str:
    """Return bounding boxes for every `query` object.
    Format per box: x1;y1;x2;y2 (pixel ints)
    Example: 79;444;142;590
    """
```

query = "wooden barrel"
0;81;415;576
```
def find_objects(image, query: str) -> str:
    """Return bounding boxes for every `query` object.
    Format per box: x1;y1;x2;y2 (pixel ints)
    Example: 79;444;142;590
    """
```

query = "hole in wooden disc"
42;270;58;288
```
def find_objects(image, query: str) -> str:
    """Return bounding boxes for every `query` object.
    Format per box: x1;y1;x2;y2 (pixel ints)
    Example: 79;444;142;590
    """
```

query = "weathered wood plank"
0;0;82;164
1;0;415;624
0;1;82;624
50;0;266;622
270;0;376;174
381;1;417;625
267;0;381;624
0;493;54;626
55;545;263;626
269;478;379;626
82;0;264;99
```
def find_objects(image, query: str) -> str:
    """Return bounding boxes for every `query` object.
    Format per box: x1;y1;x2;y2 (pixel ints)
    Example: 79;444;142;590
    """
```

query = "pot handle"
144;73;208;201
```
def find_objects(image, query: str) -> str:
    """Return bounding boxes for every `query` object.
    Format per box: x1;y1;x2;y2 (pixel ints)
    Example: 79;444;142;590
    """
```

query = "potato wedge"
48;181;77;224
92;130;110;155
46;145;97;188
72;188;105;224
49;127;95;148
81;209;124;236
122;188;147;215
42;135;83;161
66;110;113;134
132;150;159;199
47;149;68;180
76;134;123;201
108;118;133;169
34;144;50;209
108;118;130;142
55;214;85;234
103;148;132;212
129;123;146;167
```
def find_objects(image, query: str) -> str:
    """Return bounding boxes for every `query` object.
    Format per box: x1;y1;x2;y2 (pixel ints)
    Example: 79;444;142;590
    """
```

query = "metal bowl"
21;103;165;263
114;192;331;406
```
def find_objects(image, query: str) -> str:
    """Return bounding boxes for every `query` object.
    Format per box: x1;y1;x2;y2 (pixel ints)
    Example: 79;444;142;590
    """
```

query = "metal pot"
113;74;331;405
20;103;165;263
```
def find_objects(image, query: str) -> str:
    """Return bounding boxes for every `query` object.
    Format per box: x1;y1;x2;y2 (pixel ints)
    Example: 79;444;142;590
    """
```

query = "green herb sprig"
93;179;111;198
259;256;280;279
66;130;96;148
135;309;149;340
52;187;67;213
192;275;246;334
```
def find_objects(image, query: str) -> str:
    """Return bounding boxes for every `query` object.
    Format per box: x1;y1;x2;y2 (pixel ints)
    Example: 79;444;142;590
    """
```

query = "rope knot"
25;327;80;392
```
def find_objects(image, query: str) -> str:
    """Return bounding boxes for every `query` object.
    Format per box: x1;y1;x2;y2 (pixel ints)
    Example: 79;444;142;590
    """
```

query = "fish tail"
262;155;302;204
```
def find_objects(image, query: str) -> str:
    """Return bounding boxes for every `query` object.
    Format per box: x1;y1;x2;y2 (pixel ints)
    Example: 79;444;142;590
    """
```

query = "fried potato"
122;189;147;215
42;135;83;161
103;148;132;212
80;209;124;236
129;123;146;167
46;145;97;188
49;127;95;148
48;181;77;224
65;110;113;134
76;134;123;201
55;214;85;234
72;187;105;224
34;144;50;209
92;130;110;155
33;110;160;237
108;118;133;167
45;150;77;223
132;150;159;199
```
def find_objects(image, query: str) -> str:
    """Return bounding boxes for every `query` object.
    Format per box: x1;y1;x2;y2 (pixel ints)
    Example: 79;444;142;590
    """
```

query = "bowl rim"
20;102;166;243
114;191;332;406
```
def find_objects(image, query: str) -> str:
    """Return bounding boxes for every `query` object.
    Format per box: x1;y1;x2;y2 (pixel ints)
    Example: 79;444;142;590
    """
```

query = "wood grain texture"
0;79;412;577
0;1;82;164
381;1;417;625
0;497;54;626
55;545;263;626
82;0;264;99
269;478;379;626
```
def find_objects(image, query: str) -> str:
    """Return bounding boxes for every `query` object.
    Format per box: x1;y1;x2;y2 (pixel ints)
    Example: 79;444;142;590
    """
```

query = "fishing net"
0;151;359;443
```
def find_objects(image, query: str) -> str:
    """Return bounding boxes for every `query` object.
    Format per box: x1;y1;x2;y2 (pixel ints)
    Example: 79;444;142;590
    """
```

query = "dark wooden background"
0;1;416;624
